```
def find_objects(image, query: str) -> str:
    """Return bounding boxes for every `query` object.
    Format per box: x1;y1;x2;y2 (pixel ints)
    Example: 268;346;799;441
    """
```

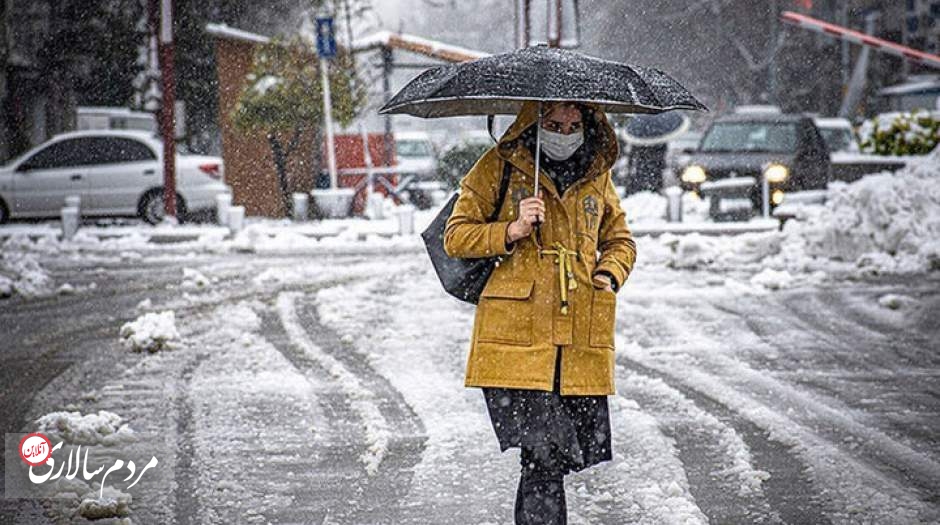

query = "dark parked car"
678;110;830;220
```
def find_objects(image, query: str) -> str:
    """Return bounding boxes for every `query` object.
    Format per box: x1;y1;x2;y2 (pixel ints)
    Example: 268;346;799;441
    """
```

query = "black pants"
515;444;569;524
515;351;570;525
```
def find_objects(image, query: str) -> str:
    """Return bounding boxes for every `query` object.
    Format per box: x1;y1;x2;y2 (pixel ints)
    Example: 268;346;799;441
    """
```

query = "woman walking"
443;100;636;524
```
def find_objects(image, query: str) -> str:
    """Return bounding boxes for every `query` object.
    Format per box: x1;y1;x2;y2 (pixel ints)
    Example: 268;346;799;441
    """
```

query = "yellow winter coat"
443;101;636;396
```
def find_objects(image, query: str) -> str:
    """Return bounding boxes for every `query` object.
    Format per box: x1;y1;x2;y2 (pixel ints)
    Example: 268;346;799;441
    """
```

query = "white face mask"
540;128;584;161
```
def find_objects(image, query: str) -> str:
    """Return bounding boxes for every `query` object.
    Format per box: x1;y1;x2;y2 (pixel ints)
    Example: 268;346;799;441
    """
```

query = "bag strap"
487;160;513;223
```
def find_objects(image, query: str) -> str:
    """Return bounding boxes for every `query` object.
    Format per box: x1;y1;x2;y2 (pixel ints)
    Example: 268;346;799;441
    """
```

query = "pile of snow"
749;268;794;290
35;410;134;445
782;151;940;273
119;311;180;353
647;232;783;271
180;267;211;290
0;248;55;299
78;486;132;520
620;190;711;225
877;293;915;310
622;191;667;223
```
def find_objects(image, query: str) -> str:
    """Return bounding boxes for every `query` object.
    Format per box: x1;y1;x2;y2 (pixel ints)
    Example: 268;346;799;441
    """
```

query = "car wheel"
0;198;8;225
139;190;186;225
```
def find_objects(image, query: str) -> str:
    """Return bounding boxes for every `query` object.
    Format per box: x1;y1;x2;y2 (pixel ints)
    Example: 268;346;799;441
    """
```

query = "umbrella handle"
534;101;543;199
533;102;544;249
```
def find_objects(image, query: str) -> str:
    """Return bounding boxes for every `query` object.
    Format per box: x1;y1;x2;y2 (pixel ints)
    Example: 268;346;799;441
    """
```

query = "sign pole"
321;59;338;189
317;16;338;190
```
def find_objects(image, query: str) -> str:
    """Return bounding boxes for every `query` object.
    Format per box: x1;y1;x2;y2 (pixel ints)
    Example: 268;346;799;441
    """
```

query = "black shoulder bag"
421;160;513;304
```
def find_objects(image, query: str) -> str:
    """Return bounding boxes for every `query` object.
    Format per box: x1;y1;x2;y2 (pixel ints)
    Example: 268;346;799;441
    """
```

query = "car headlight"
681;165;707;184
763;163;789;183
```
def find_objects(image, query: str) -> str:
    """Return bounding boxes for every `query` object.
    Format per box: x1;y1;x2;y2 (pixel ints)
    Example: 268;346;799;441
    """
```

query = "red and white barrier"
780;11;940;70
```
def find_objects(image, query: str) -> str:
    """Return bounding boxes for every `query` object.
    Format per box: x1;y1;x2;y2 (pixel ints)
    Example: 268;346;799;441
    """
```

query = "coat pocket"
477;279;535;346
589;289;616;348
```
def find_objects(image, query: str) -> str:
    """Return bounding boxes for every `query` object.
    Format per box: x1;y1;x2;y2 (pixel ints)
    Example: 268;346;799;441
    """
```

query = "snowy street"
2;239;938;524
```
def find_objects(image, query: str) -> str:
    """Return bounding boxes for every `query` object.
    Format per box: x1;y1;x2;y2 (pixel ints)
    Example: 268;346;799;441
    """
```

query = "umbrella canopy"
622;111;691;146
379;45;707;118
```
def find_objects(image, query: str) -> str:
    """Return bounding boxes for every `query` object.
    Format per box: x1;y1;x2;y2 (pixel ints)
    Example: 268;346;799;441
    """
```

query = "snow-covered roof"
205;23;270;44
813;117;852;129
351;30;488;62
393;130;432;141
879;75;940;96
734;105;782;115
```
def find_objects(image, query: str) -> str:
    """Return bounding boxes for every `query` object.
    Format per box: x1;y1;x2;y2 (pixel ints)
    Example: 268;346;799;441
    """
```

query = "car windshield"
819;128;854;153
396;139;432;158
700;122;798;153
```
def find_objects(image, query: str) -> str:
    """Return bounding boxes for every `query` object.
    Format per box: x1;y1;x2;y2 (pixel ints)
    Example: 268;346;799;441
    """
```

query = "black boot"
515;446;568;525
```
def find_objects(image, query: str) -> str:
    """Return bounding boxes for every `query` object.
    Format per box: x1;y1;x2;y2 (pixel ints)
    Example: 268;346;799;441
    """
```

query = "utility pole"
768;0;778;105
516;0;577;49
547;0;563;47
155;0;177;220
515;0;531;48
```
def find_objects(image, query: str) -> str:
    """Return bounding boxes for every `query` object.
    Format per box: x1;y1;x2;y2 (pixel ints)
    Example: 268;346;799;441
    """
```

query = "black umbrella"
379;45;706;118
622;111;691;146
379;45;706;197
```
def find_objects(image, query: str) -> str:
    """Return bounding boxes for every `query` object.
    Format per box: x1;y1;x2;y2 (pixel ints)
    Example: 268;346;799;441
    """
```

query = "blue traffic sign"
316;17;336;59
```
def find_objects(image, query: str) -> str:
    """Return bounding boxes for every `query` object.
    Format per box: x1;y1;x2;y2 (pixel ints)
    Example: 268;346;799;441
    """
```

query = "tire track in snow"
277;291;392;475
711;290;940;505
614;354;831;525
614;367;781;524
269;289;425;524
615;287;940;523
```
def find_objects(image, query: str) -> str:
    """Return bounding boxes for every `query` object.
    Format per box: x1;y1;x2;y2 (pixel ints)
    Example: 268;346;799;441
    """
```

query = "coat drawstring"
539;242;579;315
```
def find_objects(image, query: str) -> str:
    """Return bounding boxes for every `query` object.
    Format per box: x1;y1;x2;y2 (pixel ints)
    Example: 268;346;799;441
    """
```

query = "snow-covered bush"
119;311;180;352
35;410;134;445
858;110;939;156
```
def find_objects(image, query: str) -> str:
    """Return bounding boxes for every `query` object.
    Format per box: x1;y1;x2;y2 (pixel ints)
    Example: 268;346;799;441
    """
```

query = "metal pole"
768;0;778;105
321;58;338;189
533;102;543;198
762;175;770;219
523;0;531;47
381;47;394;167
360;124;374;205
158;0;176;220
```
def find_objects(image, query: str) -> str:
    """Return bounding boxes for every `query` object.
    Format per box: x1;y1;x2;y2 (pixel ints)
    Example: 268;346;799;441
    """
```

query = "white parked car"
394;131;437;181
394;131;440;209
0;130;229;224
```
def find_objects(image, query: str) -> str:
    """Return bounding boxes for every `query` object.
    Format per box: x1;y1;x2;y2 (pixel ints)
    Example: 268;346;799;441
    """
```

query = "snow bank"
644;232;783;271
632;151;939;278
119;311;180;353
0;246;55;299
35;410;134;445
750;268;794;290
781;151;940;273
622;191;667;223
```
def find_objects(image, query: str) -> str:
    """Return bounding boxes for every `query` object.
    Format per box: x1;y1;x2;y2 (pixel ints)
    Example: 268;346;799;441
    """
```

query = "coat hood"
496;100;620;180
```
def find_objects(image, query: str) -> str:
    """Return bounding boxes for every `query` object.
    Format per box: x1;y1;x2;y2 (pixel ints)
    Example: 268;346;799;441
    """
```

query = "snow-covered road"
1;248;938;524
